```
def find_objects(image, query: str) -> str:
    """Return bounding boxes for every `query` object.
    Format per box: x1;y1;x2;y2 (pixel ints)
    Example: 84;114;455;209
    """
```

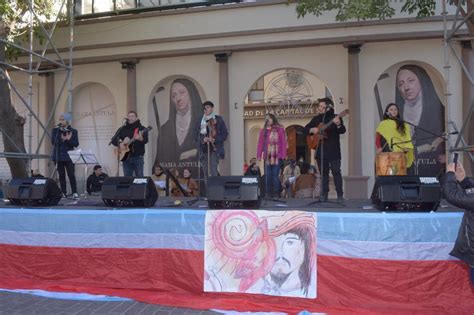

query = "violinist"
197;101;228;179
304;98;346;201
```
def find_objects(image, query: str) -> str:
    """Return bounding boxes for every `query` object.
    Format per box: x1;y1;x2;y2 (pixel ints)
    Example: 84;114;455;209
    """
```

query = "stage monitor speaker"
101;176;158;207
6;177;62;207
371;176;441;211
207;176;260;209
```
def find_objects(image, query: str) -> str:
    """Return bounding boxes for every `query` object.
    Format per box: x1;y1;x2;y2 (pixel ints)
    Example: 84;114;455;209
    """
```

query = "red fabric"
0;244;473;314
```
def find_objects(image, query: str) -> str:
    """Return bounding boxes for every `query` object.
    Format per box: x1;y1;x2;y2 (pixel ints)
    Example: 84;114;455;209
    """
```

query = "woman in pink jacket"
257;113;288;198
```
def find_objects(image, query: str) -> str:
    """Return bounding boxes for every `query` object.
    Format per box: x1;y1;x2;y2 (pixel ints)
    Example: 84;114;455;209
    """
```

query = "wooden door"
286;126;297;160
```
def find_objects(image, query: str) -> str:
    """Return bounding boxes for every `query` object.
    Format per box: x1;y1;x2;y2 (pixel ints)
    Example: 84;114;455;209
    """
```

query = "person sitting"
244;162;263;194
86;165;108;196
245;162;262;177
281;159;300;198
293;162;317;199
151;165;167;197
30;169;45;178
171;168;199;197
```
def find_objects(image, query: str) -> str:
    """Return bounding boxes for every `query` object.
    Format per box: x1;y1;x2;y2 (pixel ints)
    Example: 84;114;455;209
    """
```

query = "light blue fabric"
0;288;129;301
0;208;462;243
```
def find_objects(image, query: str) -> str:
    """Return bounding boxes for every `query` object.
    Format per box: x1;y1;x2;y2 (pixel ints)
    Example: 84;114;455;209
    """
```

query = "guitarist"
304;98;346;201
111;111;149;176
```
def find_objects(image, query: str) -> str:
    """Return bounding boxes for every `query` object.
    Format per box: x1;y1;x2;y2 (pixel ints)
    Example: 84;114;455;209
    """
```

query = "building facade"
7;0;469;197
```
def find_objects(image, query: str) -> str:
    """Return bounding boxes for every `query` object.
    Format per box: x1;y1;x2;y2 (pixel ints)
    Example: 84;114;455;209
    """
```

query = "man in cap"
86;165;108;196
52;112;79;199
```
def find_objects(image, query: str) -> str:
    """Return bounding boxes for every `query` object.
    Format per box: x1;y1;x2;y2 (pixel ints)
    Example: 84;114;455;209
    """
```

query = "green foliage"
292;0;438;21
0;0;63;61
401;0;436;18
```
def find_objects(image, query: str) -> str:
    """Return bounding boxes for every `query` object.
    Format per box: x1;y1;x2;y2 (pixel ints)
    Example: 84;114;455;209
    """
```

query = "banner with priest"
204;210;317;298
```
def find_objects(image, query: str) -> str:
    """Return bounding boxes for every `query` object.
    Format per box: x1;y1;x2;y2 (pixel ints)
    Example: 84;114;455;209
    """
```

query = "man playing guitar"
304;98;347;201
111;111;149;176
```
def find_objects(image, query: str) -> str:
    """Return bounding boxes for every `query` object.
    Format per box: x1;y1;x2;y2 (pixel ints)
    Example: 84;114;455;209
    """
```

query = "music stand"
68;149;99;198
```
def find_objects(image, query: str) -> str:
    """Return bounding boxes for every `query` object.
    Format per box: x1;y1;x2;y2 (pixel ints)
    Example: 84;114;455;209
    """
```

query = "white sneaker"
73;193;79;200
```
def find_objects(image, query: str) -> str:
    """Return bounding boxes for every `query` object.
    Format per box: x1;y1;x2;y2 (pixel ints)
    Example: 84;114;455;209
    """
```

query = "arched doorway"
243;68;332;165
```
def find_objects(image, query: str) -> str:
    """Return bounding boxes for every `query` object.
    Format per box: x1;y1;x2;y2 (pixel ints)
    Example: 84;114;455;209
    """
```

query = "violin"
206;117;218;151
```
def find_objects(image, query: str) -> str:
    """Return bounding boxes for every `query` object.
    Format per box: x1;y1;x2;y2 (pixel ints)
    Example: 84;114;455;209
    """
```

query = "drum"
375;152;407;176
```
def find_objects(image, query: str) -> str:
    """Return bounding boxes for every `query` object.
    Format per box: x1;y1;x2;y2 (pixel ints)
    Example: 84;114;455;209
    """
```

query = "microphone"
390;137;394;150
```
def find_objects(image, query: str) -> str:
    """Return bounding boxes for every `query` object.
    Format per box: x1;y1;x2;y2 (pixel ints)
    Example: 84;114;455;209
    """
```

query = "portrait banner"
204;210;317;299
374;63;446;177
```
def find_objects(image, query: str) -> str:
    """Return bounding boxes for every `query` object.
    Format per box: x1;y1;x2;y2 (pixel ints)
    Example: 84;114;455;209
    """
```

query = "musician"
197;101;228;179
256;113;287;198
171;168;199;197
52;113;79;199
375;103;414;171
151;165;167;197
111;111;148;176
304;98;346;201
86;165;108;196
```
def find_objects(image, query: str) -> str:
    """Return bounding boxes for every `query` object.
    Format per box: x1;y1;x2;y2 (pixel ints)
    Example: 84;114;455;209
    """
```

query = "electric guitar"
118;126;153;162
306;109;349;150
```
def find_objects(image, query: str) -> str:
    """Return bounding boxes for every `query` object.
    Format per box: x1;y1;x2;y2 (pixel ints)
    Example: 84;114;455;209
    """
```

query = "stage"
0;197;473;314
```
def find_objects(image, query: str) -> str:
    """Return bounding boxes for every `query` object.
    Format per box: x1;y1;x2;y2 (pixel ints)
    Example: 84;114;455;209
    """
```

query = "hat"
61;112;72;122
93;165;102;171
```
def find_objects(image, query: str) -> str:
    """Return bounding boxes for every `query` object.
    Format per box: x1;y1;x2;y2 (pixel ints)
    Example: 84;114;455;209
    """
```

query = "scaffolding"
442;0;474;163
0;0;74;173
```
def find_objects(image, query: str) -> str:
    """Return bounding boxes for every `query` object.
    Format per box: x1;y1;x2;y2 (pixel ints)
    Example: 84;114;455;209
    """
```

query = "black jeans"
56;161;77;195
316;158;343;198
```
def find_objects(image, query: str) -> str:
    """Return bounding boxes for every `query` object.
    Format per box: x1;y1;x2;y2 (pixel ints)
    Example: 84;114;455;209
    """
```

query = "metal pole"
442;0;453;159
28;0;35;172
67;0;74;114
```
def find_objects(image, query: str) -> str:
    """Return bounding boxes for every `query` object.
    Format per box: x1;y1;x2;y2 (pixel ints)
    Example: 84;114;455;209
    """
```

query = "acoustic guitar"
118;126;153;162
306;109;349;150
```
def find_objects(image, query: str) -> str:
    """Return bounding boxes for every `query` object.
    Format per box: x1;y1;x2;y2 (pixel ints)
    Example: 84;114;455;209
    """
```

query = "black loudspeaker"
101;177;158;207
6;178;62;207
371;176;441;211
207;176;260;209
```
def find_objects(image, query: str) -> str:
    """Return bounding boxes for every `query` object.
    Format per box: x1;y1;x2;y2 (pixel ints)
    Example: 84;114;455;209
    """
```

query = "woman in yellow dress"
375;103;414;175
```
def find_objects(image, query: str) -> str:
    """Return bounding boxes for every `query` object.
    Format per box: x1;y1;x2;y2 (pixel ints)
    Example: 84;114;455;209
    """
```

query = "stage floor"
0;195;463;213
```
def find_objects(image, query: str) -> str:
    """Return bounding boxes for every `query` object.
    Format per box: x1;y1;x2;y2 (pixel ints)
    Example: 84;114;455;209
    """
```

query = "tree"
293;0;473;38
0;0;58;178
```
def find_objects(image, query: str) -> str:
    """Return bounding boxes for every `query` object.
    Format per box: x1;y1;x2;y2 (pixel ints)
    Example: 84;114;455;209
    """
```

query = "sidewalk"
0;291;220;315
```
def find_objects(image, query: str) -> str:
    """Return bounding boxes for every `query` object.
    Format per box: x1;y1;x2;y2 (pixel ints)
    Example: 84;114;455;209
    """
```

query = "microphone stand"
262;120;269;200
391;117;449;176
189;117;206;206
51;125;61;195
109;119;127;176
